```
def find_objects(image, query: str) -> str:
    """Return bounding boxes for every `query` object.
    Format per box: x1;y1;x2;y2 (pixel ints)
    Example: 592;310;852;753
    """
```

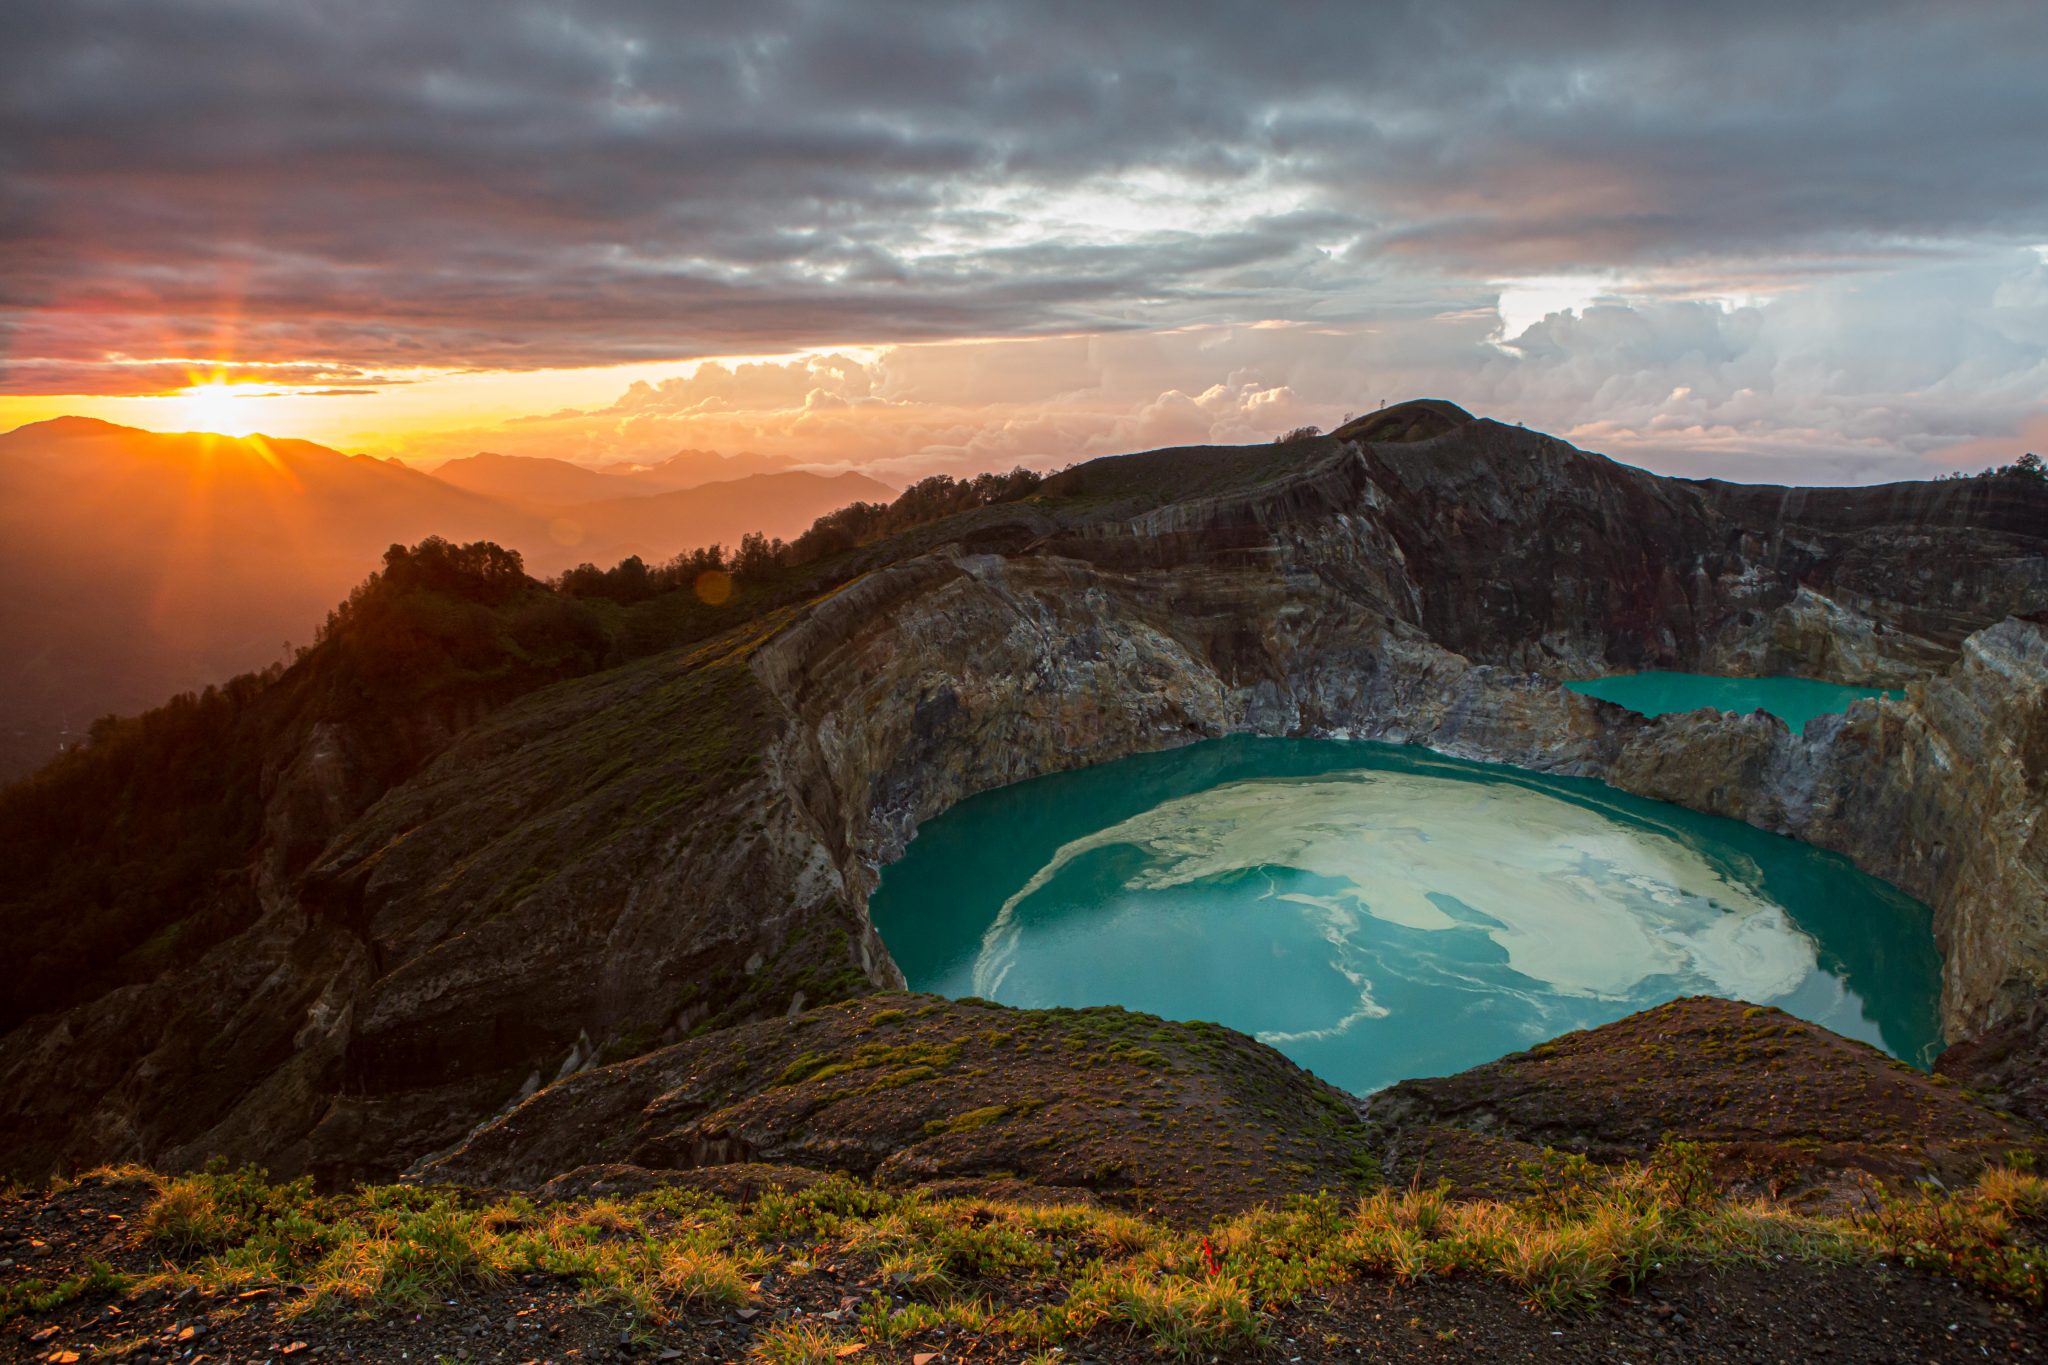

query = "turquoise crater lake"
870;738;1942;1095
1565;671;1900;732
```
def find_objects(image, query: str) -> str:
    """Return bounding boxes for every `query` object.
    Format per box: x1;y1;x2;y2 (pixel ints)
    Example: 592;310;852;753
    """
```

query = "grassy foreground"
7;1151;2044;1361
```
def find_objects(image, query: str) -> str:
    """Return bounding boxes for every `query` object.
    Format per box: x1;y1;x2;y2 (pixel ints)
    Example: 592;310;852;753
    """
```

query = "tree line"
1938;452;2044;482
550;467;1044;605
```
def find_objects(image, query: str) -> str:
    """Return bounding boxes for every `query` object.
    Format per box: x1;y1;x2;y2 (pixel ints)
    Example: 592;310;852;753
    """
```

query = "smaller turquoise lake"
870;737;1942;1096
1565;671;1900;732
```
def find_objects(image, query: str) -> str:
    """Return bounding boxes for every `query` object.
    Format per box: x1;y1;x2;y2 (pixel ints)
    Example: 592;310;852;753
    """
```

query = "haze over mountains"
0;416;890;780
428;446;802;505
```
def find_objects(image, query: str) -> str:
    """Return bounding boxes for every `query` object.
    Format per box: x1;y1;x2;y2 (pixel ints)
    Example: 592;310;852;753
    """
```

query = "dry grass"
113;1152;2048;1359
747;1319;858;1363
1977;1166;2048;1220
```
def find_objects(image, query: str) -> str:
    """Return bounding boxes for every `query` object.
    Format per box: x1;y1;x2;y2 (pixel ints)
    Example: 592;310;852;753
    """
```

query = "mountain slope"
551;470;896;562
608;445;799;492
0;418;560;777
0;419;895;780
426;450;642;506
426;446;809;504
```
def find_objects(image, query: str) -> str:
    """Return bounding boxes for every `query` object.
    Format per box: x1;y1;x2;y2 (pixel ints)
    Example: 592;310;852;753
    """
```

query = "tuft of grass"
921;1103;1015;1136
299;1201;505;1313
1058;1264;1267;1360
874;1245;958;1300
1978;1166;2048;1221
651;1242;755;1307
776;1041;961;1089
749;1319;859;1363
1493;1224;1616;1312
854;1292;944;1343
0;1258;130;1326
142;1177;235;1255
142;1165;321;1254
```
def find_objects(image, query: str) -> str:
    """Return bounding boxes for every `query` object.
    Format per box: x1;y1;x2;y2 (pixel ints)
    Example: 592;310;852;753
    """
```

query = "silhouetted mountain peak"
7;414;143;439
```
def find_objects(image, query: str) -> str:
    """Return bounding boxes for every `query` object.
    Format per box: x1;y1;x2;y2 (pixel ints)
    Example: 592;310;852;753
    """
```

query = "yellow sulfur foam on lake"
972;771;1816;1011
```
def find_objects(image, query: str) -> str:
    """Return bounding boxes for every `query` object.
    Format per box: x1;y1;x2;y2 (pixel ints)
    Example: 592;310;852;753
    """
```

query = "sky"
3;0;2047;484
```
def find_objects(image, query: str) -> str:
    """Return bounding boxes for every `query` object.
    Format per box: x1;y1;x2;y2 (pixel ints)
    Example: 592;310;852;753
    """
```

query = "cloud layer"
417;246;2048;485
3;1;2046;479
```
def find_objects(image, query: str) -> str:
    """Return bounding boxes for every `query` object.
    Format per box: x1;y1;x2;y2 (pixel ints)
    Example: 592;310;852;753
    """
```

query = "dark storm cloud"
3;0;2046;391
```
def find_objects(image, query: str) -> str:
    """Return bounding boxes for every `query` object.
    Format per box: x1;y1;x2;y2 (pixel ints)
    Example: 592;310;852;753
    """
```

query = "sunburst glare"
177;379;263;436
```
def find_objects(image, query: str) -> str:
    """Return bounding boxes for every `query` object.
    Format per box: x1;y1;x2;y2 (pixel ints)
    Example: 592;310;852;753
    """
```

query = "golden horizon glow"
0;311;2033;488
0;344;903;463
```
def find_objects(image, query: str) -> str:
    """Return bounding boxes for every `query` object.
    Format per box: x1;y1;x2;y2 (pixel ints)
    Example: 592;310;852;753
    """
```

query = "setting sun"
176;379;264;436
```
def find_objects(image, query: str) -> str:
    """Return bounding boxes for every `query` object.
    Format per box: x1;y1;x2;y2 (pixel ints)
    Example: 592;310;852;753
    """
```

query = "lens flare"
693;569;733;605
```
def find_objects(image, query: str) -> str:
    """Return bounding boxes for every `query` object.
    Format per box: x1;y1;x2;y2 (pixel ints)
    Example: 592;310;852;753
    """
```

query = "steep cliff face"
3;407;2043;1184
1605;616;2048;1034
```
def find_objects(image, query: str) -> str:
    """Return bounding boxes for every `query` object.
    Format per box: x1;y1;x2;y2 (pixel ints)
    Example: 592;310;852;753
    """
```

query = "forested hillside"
0;469;1043;1030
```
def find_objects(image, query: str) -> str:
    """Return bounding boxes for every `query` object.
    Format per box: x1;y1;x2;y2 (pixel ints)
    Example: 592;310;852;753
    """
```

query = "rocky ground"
1281;1265;2041;1363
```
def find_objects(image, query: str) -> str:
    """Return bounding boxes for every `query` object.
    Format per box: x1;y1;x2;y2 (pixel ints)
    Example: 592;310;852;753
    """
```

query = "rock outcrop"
1607;617;2048;1034
416;993;1376;1222
1368;997;2042;1200
3;404;2044;1185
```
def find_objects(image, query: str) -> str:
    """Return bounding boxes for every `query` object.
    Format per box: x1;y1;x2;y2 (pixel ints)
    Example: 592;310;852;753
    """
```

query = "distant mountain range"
428;446;801;504
0;418;890;780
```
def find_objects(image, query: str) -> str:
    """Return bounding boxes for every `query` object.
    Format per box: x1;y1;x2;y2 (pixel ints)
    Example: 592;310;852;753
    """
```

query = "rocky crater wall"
749;482;2047;1043
742;424;2046;1035
2;414;2042;1185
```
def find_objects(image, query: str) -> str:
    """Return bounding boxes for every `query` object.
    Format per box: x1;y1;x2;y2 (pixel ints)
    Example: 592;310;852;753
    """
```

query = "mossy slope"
419;995;1377;1225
